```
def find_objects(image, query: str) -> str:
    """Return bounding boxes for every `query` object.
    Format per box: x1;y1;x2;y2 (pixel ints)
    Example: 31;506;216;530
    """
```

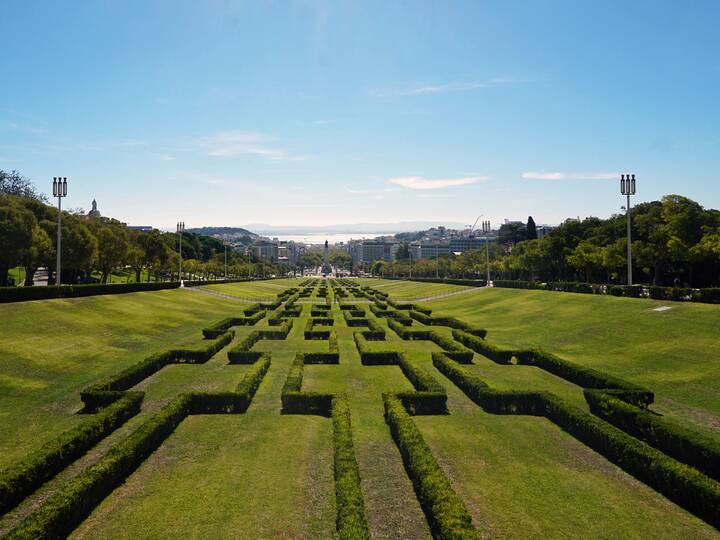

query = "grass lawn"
1;278;718;537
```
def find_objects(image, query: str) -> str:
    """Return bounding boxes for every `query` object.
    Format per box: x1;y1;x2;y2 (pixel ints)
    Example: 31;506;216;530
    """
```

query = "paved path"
404;286;486;303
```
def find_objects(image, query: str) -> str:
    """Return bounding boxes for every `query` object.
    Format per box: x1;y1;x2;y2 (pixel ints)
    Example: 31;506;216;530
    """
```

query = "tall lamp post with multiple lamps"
224;241;228;280
481;220;491;285
52;177;68;286
177;221;185;287
620;174;636;285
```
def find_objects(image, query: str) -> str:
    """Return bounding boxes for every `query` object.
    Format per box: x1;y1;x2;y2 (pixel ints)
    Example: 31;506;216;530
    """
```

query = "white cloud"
389;175;488;190
521;171;618;181
374;76;526;97
196;130;309;161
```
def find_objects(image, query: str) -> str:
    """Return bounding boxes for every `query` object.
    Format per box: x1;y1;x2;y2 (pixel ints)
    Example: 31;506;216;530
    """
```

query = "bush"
433;352;720;529
383;394;478;539
452;330;513;364
332;396;371;539
0;393;142;515
0;281;179;303
515;349;654;407
82;331;233;409
202;312;265;338
8;394;193;538
585;390;720;481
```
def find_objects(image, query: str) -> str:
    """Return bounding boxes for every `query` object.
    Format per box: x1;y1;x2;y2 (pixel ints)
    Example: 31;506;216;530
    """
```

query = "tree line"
372;195;720;287
0;171;277;287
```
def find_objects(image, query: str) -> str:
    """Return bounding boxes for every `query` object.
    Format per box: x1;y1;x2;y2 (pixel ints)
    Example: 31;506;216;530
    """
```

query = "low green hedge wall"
8;352;272;537
452;330;512;364
82;331;234;409
516;349;654;407
585;390;720;481
332;396;371;539
383;394;478;539
432;352;720;529
0;393;143;515
202;312;266;338
409;311;487;338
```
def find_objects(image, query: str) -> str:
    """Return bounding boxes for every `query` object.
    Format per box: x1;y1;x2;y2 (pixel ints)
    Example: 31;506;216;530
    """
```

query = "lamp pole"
409;247;413;279
435;245;439;278
224;242;228;280
482;220;491;285
620;174;636;285
177;221;185;287
52;177;67;285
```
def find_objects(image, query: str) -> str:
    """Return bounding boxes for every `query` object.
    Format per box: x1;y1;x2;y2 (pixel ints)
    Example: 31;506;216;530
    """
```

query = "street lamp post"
435;245;439;278
620;174;636;285
409;247;413;279
224;242;228;280
52;177;67;286
177;221;185;287
482;220;491;285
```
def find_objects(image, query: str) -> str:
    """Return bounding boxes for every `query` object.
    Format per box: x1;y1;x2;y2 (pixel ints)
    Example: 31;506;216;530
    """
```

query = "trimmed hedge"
516;349;654;407
452;330;512;365
7;393;193;538
383;394;478;539
227;321;293;363
8;353;272;538
432;352;720;529
82;331;234;409
0;278;266;304
0;392;143;515
585;390;720;481
202;312;266;338
332;396;371;539
409;311;487;338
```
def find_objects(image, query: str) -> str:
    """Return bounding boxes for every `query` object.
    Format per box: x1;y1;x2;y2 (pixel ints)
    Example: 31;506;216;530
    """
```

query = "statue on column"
322;240;332;276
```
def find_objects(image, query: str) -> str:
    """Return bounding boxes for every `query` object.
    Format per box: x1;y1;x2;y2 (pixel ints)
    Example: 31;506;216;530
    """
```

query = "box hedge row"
82;331;234;409
8;355;272;538
409;311;487;338
585;390;720;481
432;352;720;529
452;330;513;365
0;392;143;516
383;394;478;539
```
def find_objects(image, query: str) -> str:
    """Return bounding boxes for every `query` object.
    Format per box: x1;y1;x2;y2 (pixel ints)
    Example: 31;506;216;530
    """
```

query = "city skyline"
1;1;719;228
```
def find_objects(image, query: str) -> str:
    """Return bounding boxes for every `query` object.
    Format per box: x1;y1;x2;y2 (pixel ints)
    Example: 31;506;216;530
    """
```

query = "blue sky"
1;1;718;229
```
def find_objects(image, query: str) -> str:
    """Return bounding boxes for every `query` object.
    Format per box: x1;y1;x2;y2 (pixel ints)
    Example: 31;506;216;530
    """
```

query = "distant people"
673;277;681;288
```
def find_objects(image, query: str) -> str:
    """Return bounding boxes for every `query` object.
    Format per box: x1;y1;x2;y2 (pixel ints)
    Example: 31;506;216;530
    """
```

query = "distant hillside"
187;226;258;237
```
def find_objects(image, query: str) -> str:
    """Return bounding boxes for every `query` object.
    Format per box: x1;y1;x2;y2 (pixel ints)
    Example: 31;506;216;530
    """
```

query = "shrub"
585;390;720;481
452;330;513;364
332;396;371;539
383;394;478;539
433;352;720;529
0;393;142;515
515;349;654;407
8;394;193;538
82;332;233;409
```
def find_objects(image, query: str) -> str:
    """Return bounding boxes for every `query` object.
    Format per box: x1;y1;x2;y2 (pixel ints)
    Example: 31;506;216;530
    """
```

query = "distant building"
359;241;398;266
251;240;279;263
128;225;154;232
88;199;102;219
449;236;487;253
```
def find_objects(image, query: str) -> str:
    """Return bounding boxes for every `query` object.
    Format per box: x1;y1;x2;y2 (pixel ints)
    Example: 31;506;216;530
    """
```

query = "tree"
0;170;47;202
526;216;538;240
567;241;604;282
59;217;98;283
93;224;129;283
498;222;527;246
0;203;35;286
328;250;352;275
